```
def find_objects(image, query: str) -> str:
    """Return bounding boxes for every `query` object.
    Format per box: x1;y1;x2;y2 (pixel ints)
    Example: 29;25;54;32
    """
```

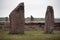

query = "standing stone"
44;6;54;33
9;2;24;34
31;15;34;21
4;17;9;29
5;17;8;21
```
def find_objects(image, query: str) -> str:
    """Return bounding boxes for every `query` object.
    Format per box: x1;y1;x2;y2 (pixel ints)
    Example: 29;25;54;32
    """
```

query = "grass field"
0;29;60;40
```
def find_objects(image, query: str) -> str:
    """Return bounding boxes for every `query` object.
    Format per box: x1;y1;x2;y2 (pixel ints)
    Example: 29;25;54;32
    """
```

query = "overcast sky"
0;0;60;18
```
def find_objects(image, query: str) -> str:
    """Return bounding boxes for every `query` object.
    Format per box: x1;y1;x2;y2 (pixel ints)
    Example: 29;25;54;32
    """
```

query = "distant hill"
25;17;60;22
0;17;60;22
0;17;6;21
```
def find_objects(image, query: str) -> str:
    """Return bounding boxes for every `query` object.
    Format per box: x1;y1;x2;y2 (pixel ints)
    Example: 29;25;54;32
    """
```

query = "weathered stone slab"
9;2;25;34
44;6;55;33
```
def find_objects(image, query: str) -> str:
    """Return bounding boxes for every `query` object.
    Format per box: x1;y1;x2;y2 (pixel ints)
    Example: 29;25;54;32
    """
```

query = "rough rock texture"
44;6;55;33
9;2;25;34
31;15;34;21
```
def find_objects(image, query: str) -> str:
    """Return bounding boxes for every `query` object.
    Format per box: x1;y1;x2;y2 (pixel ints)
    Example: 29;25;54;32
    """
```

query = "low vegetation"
0;29;60;40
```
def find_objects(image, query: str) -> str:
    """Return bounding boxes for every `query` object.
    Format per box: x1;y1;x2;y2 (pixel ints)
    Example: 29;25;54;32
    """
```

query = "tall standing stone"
44;6;54;33
9;2;24;34
31;15;34;21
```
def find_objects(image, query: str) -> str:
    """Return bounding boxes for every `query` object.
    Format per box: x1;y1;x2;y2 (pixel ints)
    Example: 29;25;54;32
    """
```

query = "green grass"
0;29;60;40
